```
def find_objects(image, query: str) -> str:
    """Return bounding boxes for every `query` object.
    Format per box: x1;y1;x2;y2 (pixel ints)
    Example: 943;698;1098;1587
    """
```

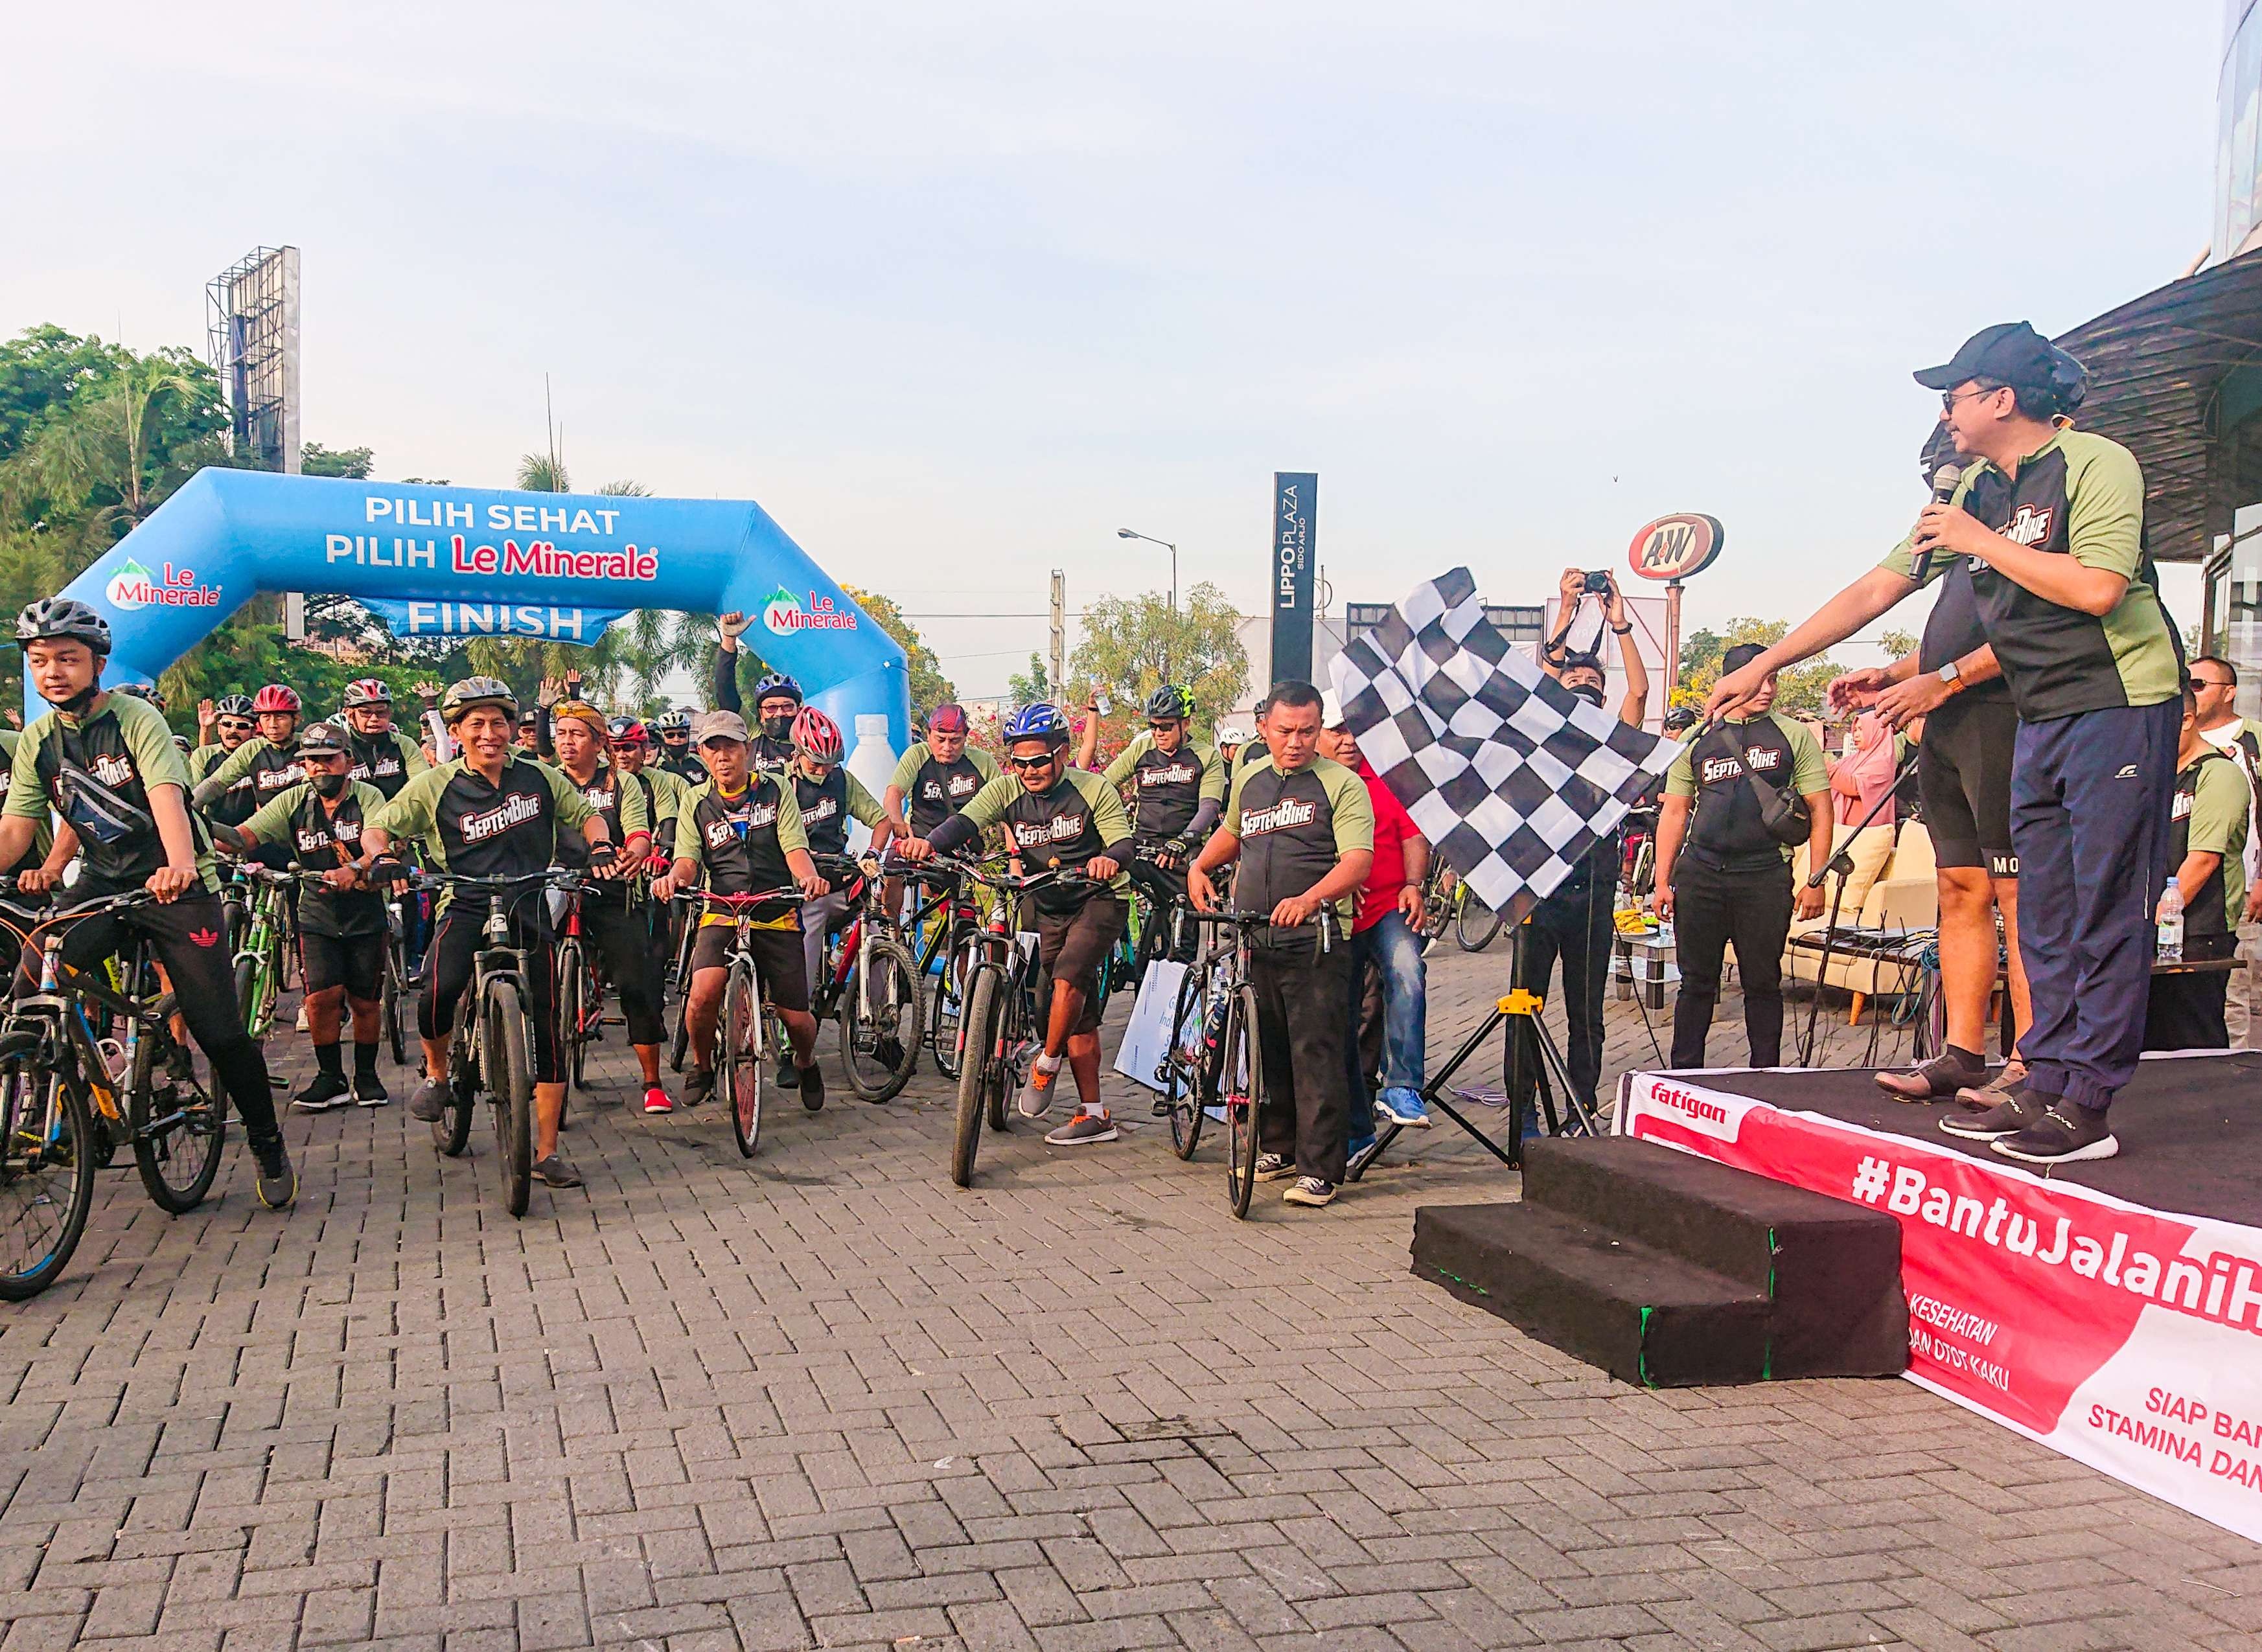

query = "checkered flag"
1328;568;1679;923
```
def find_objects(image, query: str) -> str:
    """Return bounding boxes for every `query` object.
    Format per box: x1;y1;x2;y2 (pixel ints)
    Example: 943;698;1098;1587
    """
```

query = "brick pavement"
0;944;2254;1652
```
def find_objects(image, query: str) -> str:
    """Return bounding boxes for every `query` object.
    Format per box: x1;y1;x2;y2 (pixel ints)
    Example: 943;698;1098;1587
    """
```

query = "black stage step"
1413;1137;1907;1386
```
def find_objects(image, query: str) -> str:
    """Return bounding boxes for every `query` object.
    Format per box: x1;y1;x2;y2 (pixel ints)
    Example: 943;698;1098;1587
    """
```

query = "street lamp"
1116;528;1177;614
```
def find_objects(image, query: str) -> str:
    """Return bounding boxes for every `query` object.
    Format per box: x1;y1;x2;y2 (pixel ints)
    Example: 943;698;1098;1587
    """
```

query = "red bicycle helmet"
341;677;391;708
251;683;302;715
606;715;649;746
791;706;844;764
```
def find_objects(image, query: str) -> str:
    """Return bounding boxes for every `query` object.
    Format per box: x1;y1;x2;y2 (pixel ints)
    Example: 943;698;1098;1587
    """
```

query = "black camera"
1582;569;1613;595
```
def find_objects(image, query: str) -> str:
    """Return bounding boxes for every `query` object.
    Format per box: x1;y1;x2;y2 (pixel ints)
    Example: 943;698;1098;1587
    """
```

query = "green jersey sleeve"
2188;759;2249;860
1319;759;1376;856
2063;435;2145;579
668;781;710;860
369;761;452;846
118;695;192;795
969;746;1001;783
887;742;930;795
240;784;311;844
395;731;432;779
1223;758;1258;829
1783;717;1830;796
845;772;886;829
5;723;47;820
193;733;270;802
1664;740;1698;799
775;780;809;858
1102;732;1149;788
1197;742;1229;805
1077;769;1133;850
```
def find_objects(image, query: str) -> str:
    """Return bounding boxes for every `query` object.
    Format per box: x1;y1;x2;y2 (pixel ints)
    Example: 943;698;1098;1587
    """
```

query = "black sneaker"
1992;1104;2119;1165
1253;1151;1296;1182
408;1078;448;1123
776;1056;800;1091
799;1061;825;1112
292;1072;350;1112
354;1072;390;1107
1282;1176;1336;1207
253;1140;296;1209
682;1066;714;1110
533;1153;584;1189
1939;1086;2045;1141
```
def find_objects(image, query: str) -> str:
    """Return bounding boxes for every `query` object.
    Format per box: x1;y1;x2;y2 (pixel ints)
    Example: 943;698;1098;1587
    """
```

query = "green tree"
301;442;373;479
1006;653;1050;707
1672;616;1839;718
1069;581;1247;729
1878;627;1918;660
842;586;954;710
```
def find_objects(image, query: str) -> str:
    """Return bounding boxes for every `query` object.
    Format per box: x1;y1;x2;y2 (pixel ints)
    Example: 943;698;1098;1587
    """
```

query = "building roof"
2055;247;2262;562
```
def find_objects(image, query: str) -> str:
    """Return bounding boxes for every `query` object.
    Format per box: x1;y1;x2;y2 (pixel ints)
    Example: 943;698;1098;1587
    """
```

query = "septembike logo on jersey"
106;559;220;611
459;792;544;843
1014;810;1089;846
1241;799;1317;835
1140;762;1199;788
1847;1152;2262;1340
2003;505;2057;548
761;586;859;637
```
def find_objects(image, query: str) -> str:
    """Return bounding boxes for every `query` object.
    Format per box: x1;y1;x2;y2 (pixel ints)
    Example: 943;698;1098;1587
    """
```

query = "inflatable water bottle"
845;714;899;805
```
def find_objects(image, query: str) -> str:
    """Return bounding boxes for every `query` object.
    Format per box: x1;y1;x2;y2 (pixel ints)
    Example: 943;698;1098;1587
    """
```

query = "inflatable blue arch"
45;470;912;759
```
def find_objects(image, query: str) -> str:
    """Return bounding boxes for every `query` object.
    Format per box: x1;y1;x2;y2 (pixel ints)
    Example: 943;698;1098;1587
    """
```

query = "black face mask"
1569;682;1606;707
761;714;796;744
312;771;349;799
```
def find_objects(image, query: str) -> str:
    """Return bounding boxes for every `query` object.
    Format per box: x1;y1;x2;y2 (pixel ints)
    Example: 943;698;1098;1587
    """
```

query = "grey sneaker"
1939;1086;2045;1141
1019;1060;1063;1119
1992;1105;2118;1165
253;1139;296;1210
408;1078;448;1123
1282;1176;1336;1207
1952;1060;2027;1110
1253;1151;1296;1182
1044;1112;1118;1146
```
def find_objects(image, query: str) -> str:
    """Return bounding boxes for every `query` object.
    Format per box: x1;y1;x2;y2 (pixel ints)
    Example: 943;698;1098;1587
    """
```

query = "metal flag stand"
1346;928;1598;1182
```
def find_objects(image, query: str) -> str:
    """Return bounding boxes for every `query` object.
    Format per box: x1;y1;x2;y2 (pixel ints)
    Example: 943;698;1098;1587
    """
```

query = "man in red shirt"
1319;693;1432;1143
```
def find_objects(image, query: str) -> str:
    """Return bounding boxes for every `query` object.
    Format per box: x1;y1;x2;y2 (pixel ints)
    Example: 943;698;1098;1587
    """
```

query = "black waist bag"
1701;722;1810;849
43;723;157;849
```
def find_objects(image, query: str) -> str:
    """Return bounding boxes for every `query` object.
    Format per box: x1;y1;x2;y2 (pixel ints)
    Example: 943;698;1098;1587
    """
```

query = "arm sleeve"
2065;441;2145;579
619;772;651;840
888;744;927;795
544;763;595;831
1102;733;1146;787
190;734;259;807
2190;764;2248;858
1326;764;1376;856
714;647;741;715
846;772;886;827
1085;772;1133;851
774;783;808;856
1786;720;1830;796
239;787;304;844
1186;798;1222;840
1664;742;1698;799
369;768;443;844
3;735;43;821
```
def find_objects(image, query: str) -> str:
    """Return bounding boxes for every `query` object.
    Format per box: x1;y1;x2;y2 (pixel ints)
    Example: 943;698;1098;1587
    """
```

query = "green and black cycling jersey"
192;731;306;814
344;725;430;801
632;764;686;859
6;690;218;895
2171;749;2250;950
369;753;594;913
941;768;1132;904
549;760;652;873
240;779;391;937
0;729;54;876
794;764;886;857
190;739;261;828
1102;730;1227;845
1663;711;1829;868
1224;753;1373;925
671;773;809;917
890;740;1000;837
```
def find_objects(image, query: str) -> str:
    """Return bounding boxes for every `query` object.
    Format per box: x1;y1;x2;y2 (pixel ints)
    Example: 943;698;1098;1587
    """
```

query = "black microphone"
1910;462;1963;586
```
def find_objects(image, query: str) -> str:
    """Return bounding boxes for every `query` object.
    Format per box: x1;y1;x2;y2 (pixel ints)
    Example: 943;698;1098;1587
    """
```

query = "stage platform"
1618;1052;2262;1546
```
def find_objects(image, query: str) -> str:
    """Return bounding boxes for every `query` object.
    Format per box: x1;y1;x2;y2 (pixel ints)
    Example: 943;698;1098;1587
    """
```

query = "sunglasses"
218;720;253;735
1009;753;1057;770
1941;384;2004;414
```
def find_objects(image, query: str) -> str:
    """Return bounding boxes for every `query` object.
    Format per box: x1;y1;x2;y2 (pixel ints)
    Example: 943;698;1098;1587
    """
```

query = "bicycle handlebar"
672;886;808;908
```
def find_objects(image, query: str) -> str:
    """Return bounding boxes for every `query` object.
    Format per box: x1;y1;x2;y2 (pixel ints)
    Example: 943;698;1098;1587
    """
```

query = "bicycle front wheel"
557;939;586;1120
129;1000;224;1215
0;1057;95;1302
382;946;409;1068
952;966;1001;1188
723;962;764;1159
840;936;921;1102
435;1033;476;1158
483;980;534;1217
1164;969;1207;1162
927;930;976;1082
1455;891;1504;953
1223;984;1264;1219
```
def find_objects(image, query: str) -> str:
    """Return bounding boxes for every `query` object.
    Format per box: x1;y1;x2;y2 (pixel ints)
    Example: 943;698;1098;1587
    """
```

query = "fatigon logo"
106;559;220;612
763;586;860;637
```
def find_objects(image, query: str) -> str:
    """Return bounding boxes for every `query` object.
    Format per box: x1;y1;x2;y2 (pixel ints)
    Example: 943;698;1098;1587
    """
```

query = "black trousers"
1249;939;1353;1184
1510;883;1615;1112
41;892;281;1152
1131;857;1196;962
2145;969;2230;1052
1670;855;1792;1069
422;904;562;1083
579;888;667;1046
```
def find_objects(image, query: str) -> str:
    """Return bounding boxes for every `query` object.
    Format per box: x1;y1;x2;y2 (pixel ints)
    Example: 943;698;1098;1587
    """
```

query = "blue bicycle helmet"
750;672;803;707
1003;702;1070;747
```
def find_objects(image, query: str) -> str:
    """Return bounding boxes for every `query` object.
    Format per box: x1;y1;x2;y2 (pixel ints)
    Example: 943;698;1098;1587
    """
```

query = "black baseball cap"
1913;321;2057;393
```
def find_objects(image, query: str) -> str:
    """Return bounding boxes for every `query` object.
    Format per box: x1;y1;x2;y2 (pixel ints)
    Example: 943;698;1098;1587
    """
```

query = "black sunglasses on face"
1010;753;1056;770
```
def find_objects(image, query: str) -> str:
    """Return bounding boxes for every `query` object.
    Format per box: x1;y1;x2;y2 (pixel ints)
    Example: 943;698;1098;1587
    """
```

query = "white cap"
1320;690;1348;729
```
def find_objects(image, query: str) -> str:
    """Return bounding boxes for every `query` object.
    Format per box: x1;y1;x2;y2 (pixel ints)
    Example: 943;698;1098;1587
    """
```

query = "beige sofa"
1779;821;1939;1018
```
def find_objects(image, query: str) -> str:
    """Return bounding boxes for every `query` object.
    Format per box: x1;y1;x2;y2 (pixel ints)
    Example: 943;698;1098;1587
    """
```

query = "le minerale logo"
763;586;860;636
106;559;220;610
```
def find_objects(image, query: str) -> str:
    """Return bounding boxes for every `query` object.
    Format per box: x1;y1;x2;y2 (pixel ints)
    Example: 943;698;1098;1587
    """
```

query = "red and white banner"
1620;1072;2262;1544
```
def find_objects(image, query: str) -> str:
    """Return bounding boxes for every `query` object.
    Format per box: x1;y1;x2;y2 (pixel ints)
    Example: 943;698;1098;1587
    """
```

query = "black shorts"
1035;893;1126;1035
689;919;809;1013
299;929;384;1002
1919;697;2018;877
421;902;561;1084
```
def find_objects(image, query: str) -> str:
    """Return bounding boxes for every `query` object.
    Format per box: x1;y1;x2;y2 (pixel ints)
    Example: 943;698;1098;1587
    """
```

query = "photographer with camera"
1510;568;1651;1118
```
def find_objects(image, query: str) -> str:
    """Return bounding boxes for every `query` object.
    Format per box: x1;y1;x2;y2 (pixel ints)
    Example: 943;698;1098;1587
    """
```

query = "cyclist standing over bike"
339;678;429;799
898;703;1133;1145
1188;681;1374;1208
366;677;616;1191
784;706;893;1073
651;709;831;1111
548;700;671;1115
0;599;296;1208
711;613;804;774
220;720;393;1111
608;717;686;1007
883;702;997;841
1074;684;1224;957
651;708;708;785
190;685;307;832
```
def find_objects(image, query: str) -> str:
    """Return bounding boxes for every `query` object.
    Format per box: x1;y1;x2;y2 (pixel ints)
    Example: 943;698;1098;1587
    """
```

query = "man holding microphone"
1712;323;2182;1164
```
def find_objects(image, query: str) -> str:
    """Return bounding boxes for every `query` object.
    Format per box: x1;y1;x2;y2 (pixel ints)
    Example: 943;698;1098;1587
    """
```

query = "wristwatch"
1937;660;1963;691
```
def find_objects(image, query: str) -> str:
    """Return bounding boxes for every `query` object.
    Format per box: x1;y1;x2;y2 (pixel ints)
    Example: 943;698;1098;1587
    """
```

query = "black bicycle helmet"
751;672;803;707
1145;684;1194;722
114;682;167;711
16;597;110;654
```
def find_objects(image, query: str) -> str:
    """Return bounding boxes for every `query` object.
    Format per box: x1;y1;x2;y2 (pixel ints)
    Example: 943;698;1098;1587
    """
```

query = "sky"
0;3;2224;696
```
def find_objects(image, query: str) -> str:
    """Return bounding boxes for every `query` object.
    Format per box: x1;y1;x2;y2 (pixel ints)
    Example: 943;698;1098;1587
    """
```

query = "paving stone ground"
2;940;2256;1652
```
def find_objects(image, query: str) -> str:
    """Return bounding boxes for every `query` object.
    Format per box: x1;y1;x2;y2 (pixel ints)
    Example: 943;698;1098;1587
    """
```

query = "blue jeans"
1348;912;1426;1135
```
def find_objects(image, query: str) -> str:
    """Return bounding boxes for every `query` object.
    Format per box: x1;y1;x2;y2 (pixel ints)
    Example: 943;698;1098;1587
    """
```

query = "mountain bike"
942;860;1097;1189
673;885;809;1158
232;862;299;1039
0;884;231;1299
411;869;582;1215
1451;879;1504;952
890;861;984;1082
552;880;616;1125
808;855;922;1103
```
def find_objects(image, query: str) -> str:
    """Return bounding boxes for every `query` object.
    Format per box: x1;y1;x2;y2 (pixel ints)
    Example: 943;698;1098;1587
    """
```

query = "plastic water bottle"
844;714;899;805
2156;878;2184;963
